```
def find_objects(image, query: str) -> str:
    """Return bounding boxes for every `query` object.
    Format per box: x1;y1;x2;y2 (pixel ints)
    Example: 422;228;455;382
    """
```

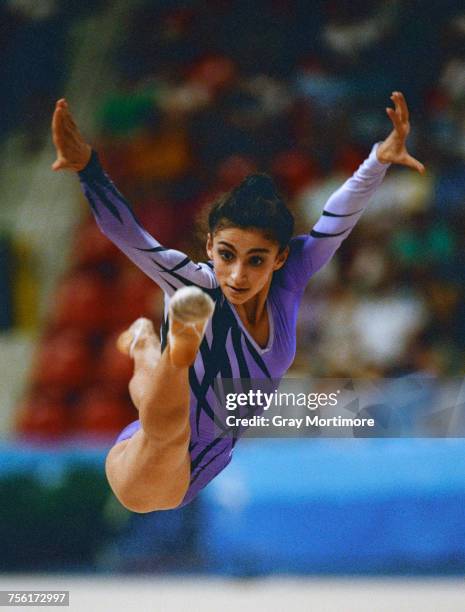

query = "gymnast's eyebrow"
217;241;271;254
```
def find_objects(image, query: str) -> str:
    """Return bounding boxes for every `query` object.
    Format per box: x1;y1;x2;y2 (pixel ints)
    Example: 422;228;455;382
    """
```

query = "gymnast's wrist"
78;149;102;179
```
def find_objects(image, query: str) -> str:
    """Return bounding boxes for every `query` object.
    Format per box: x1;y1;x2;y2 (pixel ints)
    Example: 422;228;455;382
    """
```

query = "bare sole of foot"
117;317;158;358
168;286;215;367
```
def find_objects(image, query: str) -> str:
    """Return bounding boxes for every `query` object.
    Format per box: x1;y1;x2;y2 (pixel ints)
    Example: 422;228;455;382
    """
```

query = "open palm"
376;91;425;174
51;98;91;172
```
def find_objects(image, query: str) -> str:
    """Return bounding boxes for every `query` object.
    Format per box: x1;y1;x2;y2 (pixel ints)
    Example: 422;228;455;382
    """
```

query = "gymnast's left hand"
376;91;425;174
51;98;91;172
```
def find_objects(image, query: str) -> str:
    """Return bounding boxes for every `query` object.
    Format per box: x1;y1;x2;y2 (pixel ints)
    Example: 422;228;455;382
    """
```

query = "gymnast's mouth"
227;285;249;293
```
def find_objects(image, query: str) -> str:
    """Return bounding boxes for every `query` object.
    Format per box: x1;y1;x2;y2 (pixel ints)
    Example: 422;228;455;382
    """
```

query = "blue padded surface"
199;439;465;574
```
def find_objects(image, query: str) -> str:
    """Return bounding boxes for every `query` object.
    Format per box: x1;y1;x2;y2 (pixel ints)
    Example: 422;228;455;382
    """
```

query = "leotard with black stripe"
78;144;389;507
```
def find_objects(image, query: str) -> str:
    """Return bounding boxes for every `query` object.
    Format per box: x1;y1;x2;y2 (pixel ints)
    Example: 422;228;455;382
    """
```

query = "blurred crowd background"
1;0;465;582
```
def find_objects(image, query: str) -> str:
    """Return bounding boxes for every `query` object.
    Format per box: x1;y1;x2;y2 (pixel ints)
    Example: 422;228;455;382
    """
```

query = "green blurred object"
390;221;456;267
0;467;116;571
98;85;161;137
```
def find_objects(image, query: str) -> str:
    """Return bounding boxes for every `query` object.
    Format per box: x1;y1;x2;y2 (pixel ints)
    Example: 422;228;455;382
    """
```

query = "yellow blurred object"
129;125;191;182
13;238;39;331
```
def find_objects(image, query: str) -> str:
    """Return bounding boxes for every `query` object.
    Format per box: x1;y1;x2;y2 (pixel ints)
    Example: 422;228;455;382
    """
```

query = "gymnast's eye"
249;256;264;266
219;250;234;262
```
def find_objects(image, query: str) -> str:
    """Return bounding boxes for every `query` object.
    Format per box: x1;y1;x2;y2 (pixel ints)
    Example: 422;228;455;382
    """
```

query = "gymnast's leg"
105;287;214;513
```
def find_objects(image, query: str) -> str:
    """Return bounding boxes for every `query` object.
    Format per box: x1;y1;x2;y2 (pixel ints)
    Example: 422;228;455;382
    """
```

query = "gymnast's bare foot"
168;286;215;368
117;317;160;359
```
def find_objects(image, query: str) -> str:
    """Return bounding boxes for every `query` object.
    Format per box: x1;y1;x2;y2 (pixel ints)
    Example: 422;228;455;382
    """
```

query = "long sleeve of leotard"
279;143;390;293
78;151;217;296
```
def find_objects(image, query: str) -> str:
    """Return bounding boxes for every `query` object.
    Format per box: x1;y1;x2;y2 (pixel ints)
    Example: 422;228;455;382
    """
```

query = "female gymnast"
51;92;424;512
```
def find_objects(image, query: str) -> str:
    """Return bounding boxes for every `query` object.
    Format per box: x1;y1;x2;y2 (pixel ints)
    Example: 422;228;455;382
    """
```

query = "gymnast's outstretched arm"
51;98;217;296
281;91;425;292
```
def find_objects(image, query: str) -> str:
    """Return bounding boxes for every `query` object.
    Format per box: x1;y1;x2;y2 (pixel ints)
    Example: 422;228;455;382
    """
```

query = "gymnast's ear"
273;245;289;271
206;233;214;259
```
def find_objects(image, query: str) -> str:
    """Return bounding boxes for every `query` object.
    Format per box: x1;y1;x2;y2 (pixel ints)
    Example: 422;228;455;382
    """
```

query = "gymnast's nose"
230;262;248;286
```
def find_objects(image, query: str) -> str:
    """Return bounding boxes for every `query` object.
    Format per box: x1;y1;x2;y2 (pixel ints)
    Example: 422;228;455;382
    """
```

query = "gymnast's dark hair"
208;173;294;251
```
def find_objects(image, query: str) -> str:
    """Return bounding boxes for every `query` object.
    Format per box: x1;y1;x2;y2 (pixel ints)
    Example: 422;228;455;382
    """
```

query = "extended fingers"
405;153;425;175
389;93;402;122
55;98;78;128
53;100;69;131
386;106;398;122
52;103;72;162
391;91;409;123
52;99;75;171
385;106;402;131
52;156;67;171
397;92;409;121
52;106;67;143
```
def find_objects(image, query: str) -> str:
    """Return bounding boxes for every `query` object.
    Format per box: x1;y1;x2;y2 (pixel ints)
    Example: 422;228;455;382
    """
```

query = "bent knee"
105;432;190;513
116;485;188;513
105;457;190;513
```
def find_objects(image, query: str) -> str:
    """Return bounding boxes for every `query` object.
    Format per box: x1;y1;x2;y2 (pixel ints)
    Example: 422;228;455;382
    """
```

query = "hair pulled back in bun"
208;173;294;251
234;174;278;201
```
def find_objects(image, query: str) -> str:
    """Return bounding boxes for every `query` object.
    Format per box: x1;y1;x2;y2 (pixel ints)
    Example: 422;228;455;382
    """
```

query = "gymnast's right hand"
51;98;91;171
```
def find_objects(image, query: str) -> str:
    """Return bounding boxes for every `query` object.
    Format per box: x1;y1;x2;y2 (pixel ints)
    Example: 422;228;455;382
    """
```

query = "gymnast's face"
206;227;289;305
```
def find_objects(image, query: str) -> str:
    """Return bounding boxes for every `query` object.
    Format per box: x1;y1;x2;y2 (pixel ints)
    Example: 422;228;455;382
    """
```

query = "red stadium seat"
216;155;257;191
71;220;120;267
95;332;133;392
16;393;70;438
110;266;161;330
272;150;319;196
52;271;113;333
188;55;237;97
73;387;134;435
31;329;93;391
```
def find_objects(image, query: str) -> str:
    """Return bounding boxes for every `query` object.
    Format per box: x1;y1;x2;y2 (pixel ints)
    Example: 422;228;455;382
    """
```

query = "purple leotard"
78;144;389;507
